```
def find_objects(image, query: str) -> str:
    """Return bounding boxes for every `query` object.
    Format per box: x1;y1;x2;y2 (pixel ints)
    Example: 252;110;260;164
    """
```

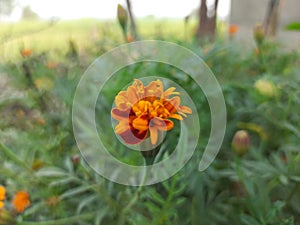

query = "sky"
8;0;231;21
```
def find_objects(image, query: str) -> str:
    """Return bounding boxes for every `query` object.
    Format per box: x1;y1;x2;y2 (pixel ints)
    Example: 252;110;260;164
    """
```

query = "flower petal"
132;116;149;131
169;113;183;120
151;117;174;131
149;126;158;145
115;121;130;134
163;87;179;98
145;80;163;97
119;128;148;145
111;108;130;121
179;105;192;114
0;186;5;201
0;201;4;209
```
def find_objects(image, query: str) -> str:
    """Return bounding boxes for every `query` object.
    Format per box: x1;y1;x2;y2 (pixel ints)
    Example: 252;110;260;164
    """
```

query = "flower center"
131;97;171;120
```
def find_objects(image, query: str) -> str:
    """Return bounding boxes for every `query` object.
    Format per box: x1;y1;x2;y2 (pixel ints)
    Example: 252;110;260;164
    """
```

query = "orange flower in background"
21;49;32;57
0;186;5;210
12;191;30;213
45;61;57;69
126;34;134;43
228;24;238;35
111;79;192;145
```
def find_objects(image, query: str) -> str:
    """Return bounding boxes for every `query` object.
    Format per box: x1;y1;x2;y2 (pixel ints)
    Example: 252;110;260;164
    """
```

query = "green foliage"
285;22;300;31
0;19;300;225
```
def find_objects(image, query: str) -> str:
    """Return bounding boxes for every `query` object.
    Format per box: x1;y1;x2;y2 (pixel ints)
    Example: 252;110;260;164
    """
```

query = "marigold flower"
126;34;134;43
228;24;238;35
0;186;5;210
12;191;30;213
21;49;32;57
45;61;57;69
111;79;192;145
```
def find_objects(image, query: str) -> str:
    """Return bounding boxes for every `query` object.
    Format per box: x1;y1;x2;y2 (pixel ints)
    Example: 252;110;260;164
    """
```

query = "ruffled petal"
169;113;183;120
132;116;149;131
163;87;179;98
145;80;163;97
119;128;148;145
150;117;174;131
115;121;130;134
111;108;130;121
179;105;192;114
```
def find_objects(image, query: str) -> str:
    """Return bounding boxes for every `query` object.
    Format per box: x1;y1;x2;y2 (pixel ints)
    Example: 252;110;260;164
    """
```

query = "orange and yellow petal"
145;80;163;97
169;113;183;120
12;191;30;213
111;108;131;120
0;201;4;209
115;121;131;134
163;87;179;98
0;186;5;201
132;116;149;131
150;117;174;131
179;105;192;114
149;126;158;145
119;128;148;144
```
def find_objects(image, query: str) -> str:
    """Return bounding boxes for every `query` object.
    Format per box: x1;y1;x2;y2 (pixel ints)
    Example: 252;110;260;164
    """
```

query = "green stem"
18;212;97;225
117;157;149;224
0;142;32;172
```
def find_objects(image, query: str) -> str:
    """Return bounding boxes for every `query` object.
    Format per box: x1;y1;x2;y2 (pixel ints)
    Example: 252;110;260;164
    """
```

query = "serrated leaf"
94;207;110;225
50;177;78;187
35;167;68;177
77;195;98;214
60;185;95;200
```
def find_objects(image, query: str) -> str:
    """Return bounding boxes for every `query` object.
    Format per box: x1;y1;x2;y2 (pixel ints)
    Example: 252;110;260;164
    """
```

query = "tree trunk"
263;0;281;37
126;0;138;39
196;0;219;42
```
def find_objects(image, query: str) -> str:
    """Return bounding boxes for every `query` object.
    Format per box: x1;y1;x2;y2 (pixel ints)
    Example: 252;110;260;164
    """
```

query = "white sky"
8;0;230;21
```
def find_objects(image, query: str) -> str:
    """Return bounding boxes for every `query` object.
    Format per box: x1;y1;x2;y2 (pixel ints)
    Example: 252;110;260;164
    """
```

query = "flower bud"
71;155;81;165
253;24;265;45
254;79;278;97
232;130;250;156
117;4;128;33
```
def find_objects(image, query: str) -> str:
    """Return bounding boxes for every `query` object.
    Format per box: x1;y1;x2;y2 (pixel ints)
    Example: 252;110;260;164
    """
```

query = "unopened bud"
117;4;128;33
232;130;250;156
254;79;278;97
253;24;265;45
71;155;81;165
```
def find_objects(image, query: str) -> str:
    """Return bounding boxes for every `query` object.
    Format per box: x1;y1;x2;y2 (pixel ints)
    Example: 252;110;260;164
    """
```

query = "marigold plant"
12;191;30;213
0;186;5;210
111;79;192;145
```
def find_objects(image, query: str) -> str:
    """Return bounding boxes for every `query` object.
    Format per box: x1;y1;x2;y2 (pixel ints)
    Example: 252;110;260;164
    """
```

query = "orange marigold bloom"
228;24;238;35
12;191;30;213
0;186;5;210
21;49;32;57
111;79;192;145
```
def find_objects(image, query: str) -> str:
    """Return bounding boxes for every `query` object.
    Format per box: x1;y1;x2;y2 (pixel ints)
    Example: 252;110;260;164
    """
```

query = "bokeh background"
1;0;300;224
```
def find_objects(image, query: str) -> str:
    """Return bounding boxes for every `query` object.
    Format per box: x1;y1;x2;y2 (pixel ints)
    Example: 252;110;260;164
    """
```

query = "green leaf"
60;185;95;200
285;22;300;31
35;167;68;177
77;195;98;214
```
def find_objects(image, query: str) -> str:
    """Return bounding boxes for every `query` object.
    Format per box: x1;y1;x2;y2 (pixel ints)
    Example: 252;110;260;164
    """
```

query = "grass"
0;18;199;63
